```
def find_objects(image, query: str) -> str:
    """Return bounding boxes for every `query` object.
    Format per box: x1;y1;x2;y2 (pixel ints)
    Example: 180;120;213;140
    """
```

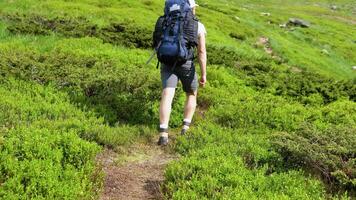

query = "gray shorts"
161;60;198;93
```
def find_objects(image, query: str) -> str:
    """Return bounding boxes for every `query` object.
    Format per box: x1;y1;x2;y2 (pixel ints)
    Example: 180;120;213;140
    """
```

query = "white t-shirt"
198;22;207;37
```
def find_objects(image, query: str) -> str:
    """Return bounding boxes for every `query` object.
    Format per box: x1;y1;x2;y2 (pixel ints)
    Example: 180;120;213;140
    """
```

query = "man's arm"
197;33;207;87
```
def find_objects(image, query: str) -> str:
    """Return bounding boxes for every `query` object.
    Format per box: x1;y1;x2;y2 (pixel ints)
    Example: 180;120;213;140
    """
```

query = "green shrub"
165;65;355;198
273;71;356;103
0;75;160;199
4;13;97;37
0;39;163;125
165;146;326;199
206;44;355;105
2;13;152;48
210;93;309;131
206;44;270;67
98;22;152;48
0;78;87;128
0;77;156;148
0;127;101;199
271;124;356;191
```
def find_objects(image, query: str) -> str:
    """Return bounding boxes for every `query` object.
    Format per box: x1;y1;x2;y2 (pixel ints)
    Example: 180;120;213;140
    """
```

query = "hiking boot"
157;136;169;146
158;127;169;146
180;128;188;135
180;121;191;135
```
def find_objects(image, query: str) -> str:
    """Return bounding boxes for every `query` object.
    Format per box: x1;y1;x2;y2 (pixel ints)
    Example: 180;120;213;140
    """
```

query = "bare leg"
159;88;176;137
183;91;197;125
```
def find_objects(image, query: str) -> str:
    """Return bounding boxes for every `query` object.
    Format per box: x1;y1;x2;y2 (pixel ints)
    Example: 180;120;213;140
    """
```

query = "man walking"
154;0;207;146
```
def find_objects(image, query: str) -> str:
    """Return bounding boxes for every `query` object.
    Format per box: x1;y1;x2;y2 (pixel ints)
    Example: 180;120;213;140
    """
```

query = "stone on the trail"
288;18;310;28
353;66;356;71
261;12;271;16
331;5;338;10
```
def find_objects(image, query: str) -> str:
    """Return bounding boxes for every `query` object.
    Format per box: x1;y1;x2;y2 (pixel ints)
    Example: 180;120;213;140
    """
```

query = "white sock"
160;132;168;137
160;124;168;129
183;119;191;130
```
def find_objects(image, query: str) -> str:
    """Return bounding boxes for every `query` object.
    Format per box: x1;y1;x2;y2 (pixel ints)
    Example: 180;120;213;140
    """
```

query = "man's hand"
199;75;207;87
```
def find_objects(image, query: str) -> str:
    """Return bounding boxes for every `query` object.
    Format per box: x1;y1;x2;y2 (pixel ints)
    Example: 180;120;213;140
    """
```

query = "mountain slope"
0;0;355;199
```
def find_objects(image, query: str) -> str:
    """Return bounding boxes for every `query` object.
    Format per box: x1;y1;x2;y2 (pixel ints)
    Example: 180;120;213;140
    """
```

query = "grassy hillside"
0;0;355;199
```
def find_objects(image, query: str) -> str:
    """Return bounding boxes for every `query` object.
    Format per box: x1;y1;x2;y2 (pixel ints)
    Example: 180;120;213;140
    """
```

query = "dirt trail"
97;143;177;200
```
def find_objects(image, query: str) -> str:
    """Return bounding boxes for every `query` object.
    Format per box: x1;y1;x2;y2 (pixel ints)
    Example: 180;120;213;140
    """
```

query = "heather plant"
272;125;356;190
0;127;101;199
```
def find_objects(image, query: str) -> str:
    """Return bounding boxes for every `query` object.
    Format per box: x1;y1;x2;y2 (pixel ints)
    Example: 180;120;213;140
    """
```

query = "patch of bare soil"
97;143;177;200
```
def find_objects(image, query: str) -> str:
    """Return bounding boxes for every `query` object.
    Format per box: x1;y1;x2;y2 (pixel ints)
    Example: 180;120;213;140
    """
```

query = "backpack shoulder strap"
153;16;165;48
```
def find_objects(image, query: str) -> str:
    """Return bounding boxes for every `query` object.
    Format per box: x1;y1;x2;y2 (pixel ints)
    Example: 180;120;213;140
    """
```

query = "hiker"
152;0;207;146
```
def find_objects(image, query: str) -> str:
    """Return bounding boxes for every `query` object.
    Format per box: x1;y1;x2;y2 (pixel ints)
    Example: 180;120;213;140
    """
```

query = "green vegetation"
0;79;102;199
0;0;355;199
165;66;355;199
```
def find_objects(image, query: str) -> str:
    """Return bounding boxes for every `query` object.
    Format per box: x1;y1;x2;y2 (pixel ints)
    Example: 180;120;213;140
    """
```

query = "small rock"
261;12;271;16
353;66;356;70
265;47;273;54
331;5;338;10
279;23;287;28
290;66;302;73
321;49;329;55
287;18;310;28
257;37;269;46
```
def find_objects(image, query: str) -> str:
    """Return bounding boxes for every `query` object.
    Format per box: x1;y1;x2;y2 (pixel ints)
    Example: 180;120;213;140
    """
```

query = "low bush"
0;76;160;199
166;141;326;199
206;44;355;105
0;78;88;128
0;126;102;199
0;77;156;148
99;22;152;48
206;44;267;67
272;71;356;104
2;13;152;48
271;124;356;191
210;93;309;131
0;38;168;125
164;65;355;198
3;13;97;37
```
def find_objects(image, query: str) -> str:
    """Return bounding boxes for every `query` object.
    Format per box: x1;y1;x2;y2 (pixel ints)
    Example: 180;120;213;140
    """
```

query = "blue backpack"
156;0;196;68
